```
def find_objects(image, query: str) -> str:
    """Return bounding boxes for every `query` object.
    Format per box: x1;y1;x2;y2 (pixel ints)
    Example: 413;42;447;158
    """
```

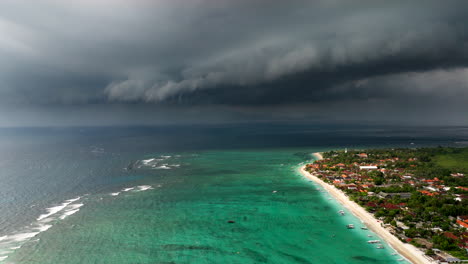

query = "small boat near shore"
338;210;345;215
367;240;381;244
346;224;355;229
376;244;384;249
361;226;368;230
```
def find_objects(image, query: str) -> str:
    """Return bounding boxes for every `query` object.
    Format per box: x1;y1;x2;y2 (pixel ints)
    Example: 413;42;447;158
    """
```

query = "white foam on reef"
0;197;84;261
154;165;171;169
0;182;159;262
59;209;80;220
37;197;81;221
138;155;181;170
141;158;155;165
58;203;83;220
136;185;153;191
5;224;52;244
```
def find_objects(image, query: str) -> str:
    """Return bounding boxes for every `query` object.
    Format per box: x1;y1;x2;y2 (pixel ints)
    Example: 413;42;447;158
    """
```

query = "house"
377;192;412;199
397;193;412;199
382;203;399;210
378;192;390;199
457;216;468;229
359;165;378;170
357;153;368;158
419;190;439;196
425;186;438;192
455;194;468;202
396;221;409;230
444;232;459;241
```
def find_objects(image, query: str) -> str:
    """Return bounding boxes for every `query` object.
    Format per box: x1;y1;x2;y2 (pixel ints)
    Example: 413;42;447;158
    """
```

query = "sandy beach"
300;153;432;264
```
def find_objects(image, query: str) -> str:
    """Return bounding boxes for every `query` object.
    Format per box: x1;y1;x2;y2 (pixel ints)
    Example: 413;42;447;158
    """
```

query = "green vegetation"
307;147;468;261
434;148;468;171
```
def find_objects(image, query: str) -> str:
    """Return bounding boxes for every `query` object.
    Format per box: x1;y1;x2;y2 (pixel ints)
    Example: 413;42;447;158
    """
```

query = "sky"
0;0;468;126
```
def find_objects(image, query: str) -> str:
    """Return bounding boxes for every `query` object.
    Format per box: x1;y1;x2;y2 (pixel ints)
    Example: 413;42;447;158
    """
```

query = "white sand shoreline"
299;152;432;264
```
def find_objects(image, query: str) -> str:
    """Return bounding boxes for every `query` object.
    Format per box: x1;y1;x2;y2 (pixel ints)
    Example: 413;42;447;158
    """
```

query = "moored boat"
346;224;355;229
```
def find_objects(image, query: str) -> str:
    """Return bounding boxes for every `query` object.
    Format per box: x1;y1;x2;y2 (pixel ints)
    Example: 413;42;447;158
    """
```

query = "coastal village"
305;148;468;263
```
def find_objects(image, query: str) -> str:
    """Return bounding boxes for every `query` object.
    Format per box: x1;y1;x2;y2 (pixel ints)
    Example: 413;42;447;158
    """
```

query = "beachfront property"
359;165;378;170
306;148;468;261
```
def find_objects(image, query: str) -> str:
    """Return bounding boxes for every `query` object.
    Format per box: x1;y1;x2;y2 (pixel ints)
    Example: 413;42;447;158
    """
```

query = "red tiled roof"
444;232;459;241
457;220;468;229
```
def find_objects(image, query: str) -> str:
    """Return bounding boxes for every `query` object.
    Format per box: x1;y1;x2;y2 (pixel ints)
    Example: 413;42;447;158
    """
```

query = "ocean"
0;124;466;264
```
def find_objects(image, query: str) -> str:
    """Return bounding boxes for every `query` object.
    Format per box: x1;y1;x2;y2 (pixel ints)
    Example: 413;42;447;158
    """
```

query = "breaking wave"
109;184;160;197
0;196;84;262
134;155;181;170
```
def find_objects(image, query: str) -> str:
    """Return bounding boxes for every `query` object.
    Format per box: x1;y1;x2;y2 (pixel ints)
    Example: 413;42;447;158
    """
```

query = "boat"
376;244;384;249
391;253;398;256
367;234;373;237
397;258;404;261
346;224;355;229
361;226;368;230
367;240;380;244
338;210;345;215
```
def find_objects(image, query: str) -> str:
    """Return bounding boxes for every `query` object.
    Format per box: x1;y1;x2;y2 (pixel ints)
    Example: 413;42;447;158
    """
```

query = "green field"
434;148;468;171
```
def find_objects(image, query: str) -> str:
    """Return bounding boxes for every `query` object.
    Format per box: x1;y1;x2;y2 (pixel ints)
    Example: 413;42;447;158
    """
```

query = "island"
301;147;468;263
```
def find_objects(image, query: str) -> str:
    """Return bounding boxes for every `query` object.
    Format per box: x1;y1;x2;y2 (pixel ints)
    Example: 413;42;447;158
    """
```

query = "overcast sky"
0;0;467;126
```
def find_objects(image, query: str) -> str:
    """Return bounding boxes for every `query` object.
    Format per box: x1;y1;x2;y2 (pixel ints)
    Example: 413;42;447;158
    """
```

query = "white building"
359;166;378;170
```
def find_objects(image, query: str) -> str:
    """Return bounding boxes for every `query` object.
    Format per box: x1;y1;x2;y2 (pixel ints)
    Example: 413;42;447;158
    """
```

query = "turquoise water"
3;149;408;264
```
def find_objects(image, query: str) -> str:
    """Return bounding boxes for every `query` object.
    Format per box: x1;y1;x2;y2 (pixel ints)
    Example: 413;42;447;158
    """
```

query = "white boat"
338;210;345;215
346;224;355;229
367;240;381;244
361;226;368;230
376;244;384;249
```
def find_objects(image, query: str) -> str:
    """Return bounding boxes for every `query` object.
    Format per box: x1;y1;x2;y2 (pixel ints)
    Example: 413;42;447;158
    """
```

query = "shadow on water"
243;248;269;263
160;244;219;252
277;250;313;264
352;256;381;263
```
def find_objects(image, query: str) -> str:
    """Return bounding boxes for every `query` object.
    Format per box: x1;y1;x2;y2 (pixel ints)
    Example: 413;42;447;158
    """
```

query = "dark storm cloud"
0;0;468;125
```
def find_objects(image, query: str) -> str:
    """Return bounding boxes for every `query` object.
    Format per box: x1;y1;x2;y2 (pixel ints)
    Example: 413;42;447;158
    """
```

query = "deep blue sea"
0;124;466;263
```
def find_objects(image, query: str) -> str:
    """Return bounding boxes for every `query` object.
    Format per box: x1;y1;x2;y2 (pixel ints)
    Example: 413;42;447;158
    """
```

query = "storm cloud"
0;0;468;125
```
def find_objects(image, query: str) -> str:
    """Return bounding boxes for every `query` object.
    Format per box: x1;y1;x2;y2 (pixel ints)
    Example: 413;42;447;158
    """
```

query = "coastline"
299;153;432;264
312;152;323;160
